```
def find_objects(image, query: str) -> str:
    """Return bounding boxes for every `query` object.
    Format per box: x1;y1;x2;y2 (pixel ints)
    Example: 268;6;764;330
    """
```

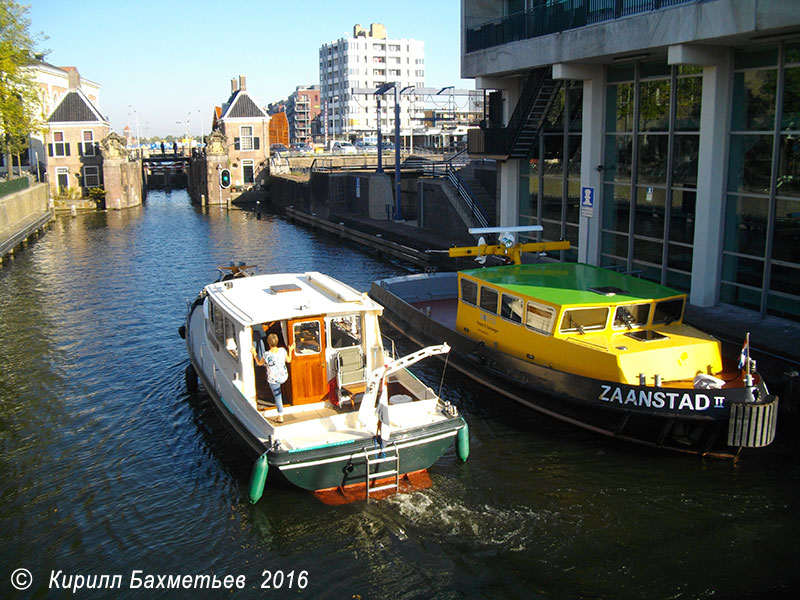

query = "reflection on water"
0;190;798;599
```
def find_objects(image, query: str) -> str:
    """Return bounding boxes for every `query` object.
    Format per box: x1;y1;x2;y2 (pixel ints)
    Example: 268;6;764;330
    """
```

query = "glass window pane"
728;134;774;194
637;134;669;184
720;282;762;312
526;301;555;335
777;134;800;197
672;135;699;188
542;220;562;242
542;185;562;222
769;263;800;296
460;278;478;305
613;303;651;329
724;194;769;257
566;182;580;225
634;185;667;239
602;231;628;259
633;237;664;266
639;80;671;132
607;63;635;84
565;223;579;249
330;315;362;348
568;83;583;132
782;67;800;130
640;61;671;79
787;43;800;66
604;135;633;182
731;70;777;131
721;254;765;288
545;88;565;130
654;298;685;324
668;190;696;244
559;307;609;333
479;286;498;313
606;83;634;133
500;294;524;323
294;321;321;355
603;183;631;233
667;243;693;272
675;76;702;131
543;134;563;175
567;135;581;176
773;198;800;262
665;270;691;293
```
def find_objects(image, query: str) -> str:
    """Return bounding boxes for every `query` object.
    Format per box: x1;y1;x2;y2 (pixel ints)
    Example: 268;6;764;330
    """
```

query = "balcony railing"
466;0;698;53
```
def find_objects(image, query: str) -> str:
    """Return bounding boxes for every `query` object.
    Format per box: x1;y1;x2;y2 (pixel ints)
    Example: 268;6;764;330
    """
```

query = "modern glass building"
462;0;800;322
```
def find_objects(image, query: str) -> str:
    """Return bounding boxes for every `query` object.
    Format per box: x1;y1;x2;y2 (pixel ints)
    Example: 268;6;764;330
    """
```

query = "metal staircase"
507;67;563;159
467;66;563;160
363;442;400;501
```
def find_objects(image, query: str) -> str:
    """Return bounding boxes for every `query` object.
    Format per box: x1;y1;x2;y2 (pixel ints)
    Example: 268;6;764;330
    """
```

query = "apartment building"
319;23;426;139
286;85;321;144
462;0;800;322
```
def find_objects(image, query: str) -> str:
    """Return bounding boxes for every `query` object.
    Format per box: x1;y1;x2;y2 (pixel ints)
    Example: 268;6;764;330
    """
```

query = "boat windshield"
559;307;609;334
613;303;651;330
653;298;684;324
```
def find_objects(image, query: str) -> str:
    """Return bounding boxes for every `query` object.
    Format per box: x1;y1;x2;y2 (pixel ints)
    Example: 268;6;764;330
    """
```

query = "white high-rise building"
319;23;425;141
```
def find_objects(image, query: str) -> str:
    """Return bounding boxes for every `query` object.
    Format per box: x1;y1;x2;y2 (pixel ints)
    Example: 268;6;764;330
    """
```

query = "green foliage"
87;186;105;201
0;0;45;167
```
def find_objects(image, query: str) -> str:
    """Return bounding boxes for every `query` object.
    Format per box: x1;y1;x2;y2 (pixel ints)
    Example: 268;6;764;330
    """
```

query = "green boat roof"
461;263;684;307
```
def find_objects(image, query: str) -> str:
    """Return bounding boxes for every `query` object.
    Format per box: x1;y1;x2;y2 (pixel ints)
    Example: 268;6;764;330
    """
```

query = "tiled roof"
222;91;267;119
48;90;105;123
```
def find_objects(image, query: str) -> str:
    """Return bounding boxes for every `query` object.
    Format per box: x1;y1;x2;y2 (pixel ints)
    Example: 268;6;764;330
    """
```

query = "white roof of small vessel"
204;271;383;326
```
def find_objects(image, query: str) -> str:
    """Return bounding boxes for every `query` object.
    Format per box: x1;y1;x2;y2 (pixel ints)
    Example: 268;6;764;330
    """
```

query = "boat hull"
370;273;778;456
184;298;466;494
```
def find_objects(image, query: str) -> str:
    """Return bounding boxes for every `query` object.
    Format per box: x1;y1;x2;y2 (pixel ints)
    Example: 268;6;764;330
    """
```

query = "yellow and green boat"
370;230;778;457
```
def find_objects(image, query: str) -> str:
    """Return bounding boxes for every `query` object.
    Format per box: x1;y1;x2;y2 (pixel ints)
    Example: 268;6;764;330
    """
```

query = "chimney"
238;75;246;92
67;68;81;90
231;78;238;94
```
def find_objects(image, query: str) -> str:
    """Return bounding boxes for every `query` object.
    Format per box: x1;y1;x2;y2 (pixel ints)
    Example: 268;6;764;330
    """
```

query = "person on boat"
251;332;295;423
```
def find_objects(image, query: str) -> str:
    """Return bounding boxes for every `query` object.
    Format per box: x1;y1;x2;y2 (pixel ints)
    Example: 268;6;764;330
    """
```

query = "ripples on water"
1;190;798;599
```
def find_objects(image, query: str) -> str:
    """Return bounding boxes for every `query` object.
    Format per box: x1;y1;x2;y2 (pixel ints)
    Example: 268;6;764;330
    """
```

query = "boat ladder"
363;442;400;501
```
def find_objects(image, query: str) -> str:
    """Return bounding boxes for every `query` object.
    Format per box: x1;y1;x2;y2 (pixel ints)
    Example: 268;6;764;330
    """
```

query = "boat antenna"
438;351;450;398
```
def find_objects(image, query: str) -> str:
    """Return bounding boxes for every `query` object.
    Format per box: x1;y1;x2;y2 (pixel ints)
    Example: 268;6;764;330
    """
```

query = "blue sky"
27;0;469;137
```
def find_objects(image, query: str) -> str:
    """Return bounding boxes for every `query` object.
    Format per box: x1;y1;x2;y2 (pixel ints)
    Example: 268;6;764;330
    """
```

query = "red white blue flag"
738;336;750;370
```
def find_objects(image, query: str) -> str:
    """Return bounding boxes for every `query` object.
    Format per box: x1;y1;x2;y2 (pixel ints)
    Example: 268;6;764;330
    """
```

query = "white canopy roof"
204;272;383;326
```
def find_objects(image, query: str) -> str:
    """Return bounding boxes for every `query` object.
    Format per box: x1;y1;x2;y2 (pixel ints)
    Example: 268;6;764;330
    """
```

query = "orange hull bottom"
312;470;432;505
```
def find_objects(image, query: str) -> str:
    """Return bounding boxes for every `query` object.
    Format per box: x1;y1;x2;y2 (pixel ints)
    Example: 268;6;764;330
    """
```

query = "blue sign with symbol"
581;187;594;218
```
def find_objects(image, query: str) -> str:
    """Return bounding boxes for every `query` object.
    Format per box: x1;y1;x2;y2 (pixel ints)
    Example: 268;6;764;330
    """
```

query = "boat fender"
456;423;470;462
178;324;186;339
249;453;269;504
185;364;198;394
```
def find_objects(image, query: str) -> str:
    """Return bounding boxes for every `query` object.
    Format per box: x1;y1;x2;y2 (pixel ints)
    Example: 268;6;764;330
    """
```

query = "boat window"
293;321;321;355
224;317;238;357
526;301;555;335
330;314;362;348
500;293;523;324
460;278;478;306
479;286;498;314
612;303;651;330
559;307;609;334
212;302;224;343
653;298;684;324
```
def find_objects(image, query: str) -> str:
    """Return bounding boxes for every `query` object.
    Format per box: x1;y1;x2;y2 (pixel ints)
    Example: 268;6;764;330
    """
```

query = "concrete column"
669;44;732;307
499;78;522;228
555;63;605;264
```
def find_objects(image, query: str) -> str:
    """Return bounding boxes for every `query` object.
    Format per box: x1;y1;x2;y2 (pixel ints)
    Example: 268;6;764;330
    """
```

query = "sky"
26;0;470;138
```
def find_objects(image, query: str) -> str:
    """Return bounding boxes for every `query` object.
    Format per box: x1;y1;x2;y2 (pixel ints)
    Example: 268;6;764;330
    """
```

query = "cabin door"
287;317;328;405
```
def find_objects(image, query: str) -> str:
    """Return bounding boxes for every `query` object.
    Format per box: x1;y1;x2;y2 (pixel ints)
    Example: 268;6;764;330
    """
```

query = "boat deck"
410;298;458;330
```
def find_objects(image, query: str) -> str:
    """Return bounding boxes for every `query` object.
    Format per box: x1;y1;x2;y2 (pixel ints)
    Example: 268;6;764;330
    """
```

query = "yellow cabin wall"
455;283;724;384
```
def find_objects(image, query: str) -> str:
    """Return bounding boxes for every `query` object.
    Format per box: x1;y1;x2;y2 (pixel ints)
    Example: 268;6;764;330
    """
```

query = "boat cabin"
456;263;723;385
201;272;385;410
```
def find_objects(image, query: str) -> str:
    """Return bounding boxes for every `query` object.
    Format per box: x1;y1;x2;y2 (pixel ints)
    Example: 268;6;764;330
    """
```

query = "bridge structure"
142;155;189;188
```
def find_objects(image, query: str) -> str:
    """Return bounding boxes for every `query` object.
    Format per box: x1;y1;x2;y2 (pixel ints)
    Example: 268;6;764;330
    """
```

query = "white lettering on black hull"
599;385;724;413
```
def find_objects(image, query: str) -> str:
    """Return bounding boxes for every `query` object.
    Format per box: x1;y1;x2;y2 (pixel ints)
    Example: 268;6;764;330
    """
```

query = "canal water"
1;189;798;599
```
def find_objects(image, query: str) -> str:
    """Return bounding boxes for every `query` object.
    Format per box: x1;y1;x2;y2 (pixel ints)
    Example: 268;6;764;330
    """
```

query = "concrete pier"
0;183;53;264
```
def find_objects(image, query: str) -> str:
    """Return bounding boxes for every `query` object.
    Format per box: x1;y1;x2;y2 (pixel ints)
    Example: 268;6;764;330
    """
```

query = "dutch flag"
738;335;750;370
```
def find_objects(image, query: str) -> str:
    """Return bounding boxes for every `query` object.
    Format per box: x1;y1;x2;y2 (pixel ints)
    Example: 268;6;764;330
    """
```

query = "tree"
0;0;44;178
